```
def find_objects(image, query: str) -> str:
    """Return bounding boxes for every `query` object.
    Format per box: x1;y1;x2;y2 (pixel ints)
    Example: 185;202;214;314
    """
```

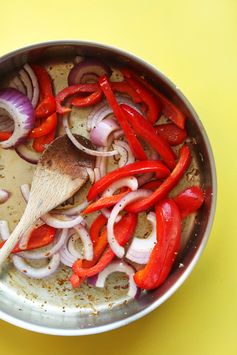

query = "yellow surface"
0;0;236;354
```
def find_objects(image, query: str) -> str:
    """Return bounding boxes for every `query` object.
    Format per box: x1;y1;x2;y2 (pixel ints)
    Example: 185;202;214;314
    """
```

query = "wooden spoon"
0;134;95;267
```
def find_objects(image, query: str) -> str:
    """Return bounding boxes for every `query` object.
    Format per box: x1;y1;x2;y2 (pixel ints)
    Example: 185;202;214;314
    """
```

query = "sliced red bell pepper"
32;128;56;152
69;273;85;288
35;95;56;119
87;160;170;201
122;69;186;129
0;224;56;253
70;89;103;108
121;68;162;123
72;213;137;278
83;190;130;215
121;104;176;169
141;180;162;191
111;81;142;104
31;64;54;98
154;123;187;146
98;75;147;160
173;186;204;218
125;145;191;213
56;83;100;114
89;214;107;245
0;132;12;141
134;199;181;290
29;112;57;138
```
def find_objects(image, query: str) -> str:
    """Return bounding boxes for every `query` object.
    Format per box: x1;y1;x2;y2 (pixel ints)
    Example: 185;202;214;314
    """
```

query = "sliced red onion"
0;189;10;204
23;64;39;108
101;176;138;222
68;58;112;85
12;253;61;279
0;220;10;241
95;260;137;298
63;115;118;157
90;117;119;147
126;212;157;264
73;224;93;261
54;201;89;216
67;233;84;259
87;95;142;132
107;189;152;258
19;68;33;100
18;229;69;260
41;213;83;229
8;76;26;94
15;142;40;164
113;140;135;167
60;243;78;267
0;88;35;149
102;176;138;197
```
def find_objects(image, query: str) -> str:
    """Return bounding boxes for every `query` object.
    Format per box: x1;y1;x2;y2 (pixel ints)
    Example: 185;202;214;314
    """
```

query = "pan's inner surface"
0;44;214;332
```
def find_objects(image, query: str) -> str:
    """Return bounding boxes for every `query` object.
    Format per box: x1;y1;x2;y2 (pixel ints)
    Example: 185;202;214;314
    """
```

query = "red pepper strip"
111;81;142;104
89;214;107;245
134;199;181;290
83;190;130;215
33;128;56;153
98;75;147;161
0;224;56;253
29;112;57;138
121;68;162;123
154;124;187;146
69;273;83;288
31;64;54;98
122;69;185;129
126;145;191;213
35;95;56;119
70;89;103;108
72;213;137;278
173;186;205;218
141;180;162;191
87;160;170;201
56;83;100;114
0;132;12;141
121;104;176;170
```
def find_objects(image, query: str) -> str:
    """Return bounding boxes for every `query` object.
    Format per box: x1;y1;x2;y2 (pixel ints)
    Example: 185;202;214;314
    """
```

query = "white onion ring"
41;213;83;229
12;253;61;279
126;212;157;264
8;76;26;94
19;68;33;100
107;189;152;258
17;229;69;260
86;167;95;183
101;176;138;221
73;224;93;261
0;220;10;241
54;200;89;216
63;115;118;157
23;64;39;108
102;176;138;197
94;167;101;182
113;140;135;167
0;189;10;204
95;260;137;298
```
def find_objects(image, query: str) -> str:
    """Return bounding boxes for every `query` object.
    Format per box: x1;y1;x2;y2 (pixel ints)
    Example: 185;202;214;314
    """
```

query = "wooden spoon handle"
0;206;38;266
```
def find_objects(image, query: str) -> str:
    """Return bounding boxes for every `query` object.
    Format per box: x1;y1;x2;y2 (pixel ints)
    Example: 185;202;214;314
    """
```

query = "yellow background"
0;0;236;354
